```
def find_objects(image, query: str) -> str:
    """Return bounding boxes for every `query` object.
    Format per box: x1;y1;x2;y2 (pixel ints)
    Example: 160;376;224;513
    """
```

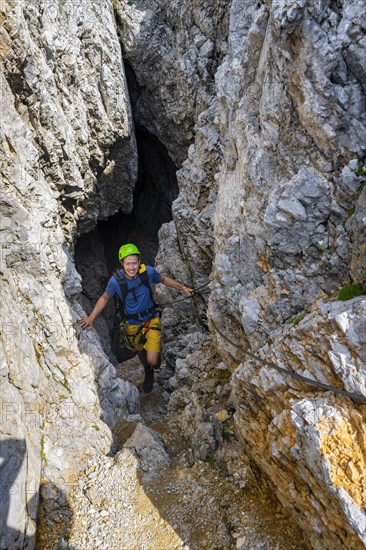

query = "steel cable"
210;319;366;405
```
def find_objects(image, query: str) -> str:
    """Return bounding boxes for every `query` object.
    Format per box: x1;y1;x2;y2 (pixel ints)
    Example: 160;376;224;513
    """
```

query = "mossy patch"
338;284;365;301
40;435;46;462
286;314;304;325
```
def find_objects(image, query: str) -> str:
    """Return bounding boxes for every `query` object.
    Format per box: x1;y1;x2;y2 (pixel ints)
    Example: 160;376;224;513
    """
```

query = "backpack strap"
113;268;128;300
138;265;152;297
113;268;128;318
138;266;158;311
112;265;155;316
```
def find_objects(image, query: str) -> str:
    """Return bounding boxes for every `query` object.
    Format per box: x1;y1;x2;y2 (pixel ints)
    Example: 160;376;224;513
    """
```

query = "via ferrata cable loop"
158;282;211;307
210;318;366;405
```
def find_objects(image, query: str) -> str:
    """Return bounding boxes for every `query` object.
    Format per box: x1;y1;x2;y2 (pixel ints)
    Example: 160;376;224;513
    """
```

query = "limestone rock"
116;0;229;165
120;423;171;479
0;1;139;545
230;297;366;549
1;0;137;238
1;0;365;547
182;396;223;463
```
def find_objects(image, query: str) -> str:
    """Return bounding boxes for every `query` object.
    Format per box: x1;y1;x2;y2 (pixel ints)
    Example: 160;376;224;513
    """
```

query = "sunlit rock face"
0;1;139;547
207;2;366;544
1;0;138;240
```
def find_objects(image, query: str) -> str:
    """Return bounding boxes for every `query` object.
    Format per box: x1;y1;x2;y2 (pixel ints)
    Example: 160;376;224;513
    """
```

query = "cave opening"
75;127;179;361
98;127;179;270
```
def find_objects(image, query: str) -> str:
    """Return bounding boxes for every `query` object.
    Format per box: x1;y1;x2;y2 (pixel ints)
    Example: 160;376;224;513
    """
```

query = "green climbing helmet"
118;243;141;261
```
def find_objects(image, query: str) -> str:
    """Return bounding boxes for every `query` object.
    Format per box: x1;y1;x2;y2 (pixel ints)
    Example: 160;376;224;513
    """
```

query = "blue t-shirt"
105;266;161;324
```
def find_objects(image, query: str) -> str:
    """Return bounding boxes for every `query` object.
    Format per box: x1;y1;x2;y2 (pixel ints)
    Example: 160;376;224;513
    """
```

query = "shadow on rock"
0;438;36;550
36;481;74;550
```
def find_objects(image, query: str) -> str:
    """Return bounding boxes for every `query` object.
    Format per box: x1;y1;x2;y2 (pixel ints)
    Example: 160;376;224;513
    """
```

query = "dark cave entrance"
75;128;179;362
99;128;179;271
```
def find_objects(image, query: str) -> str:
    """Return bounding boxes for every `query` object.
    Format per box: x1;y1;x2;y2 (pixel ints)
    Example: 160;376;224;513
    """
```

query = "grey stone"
120;423;170;478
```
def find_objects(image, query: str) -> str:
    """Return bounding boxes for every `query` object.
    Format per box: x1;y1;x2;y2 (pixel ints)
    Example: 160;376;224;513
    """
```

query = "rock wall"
120;0;366;548
116;0;230;165
0;1;139;547
208;2;366;545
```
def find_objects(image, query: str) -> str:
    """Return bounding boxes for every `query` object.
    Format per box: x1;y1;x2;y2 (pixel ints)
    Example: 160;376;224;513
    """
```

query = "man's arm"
80;292;110;329
160;275;194;296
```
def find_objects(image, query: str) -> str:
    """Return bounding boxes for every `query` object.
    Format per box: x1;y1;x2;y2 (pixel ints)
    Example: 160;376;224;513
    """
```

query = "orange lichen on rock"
318;416;365;509
257;255;271;273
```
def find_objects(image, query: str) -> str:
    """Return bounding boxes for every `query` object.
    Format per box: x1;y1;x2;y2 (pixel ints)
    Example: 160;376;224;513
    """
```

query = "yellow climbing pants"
124;317;161;353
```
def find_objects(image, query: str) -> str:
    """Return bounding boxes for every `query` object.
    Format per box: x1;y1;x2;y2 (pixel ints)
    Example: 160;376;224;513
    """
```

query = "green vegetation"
338;284;365;301
20;292;32;304
347;206;355;217
293;315;304;326
93;424;101;432
40;435;46;462
355;165;366;195
53;365;71;393
286;314;305;326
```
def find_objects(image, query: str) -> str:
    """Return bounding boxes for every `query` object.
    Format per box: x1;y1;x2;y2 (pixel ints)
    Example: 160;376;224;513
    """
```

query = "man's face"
122;255;140;279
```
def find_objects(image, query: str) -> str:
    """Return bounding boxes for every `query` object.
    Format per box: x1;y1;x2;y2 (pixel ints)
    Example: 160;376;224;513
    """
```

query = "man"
80;243;193;392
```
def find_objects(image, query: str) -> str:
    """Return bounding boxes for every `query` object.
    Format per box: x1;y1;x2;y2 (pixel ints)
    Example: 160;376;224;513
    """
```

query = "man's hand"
80;292;110;330
160;275;194;296
80;316;94;329
181;285;194;296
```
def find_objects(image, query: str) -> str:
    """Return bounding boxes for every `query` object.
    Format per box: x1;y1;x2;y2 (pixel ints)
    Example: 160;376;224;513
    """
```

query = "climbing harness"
119;319;137;351
133;320;161;346
113;265;165;351
119;318;161;351
114;280;209;352
209;318;366;405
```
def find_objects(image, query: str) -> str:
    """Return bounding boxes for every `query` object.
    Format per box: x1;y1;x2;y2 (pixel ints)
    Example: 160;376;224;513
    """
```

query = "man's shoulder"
145;265;160;277
115;267;125;275
142;265;154;283
110;269;125;283
105;270;124;298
